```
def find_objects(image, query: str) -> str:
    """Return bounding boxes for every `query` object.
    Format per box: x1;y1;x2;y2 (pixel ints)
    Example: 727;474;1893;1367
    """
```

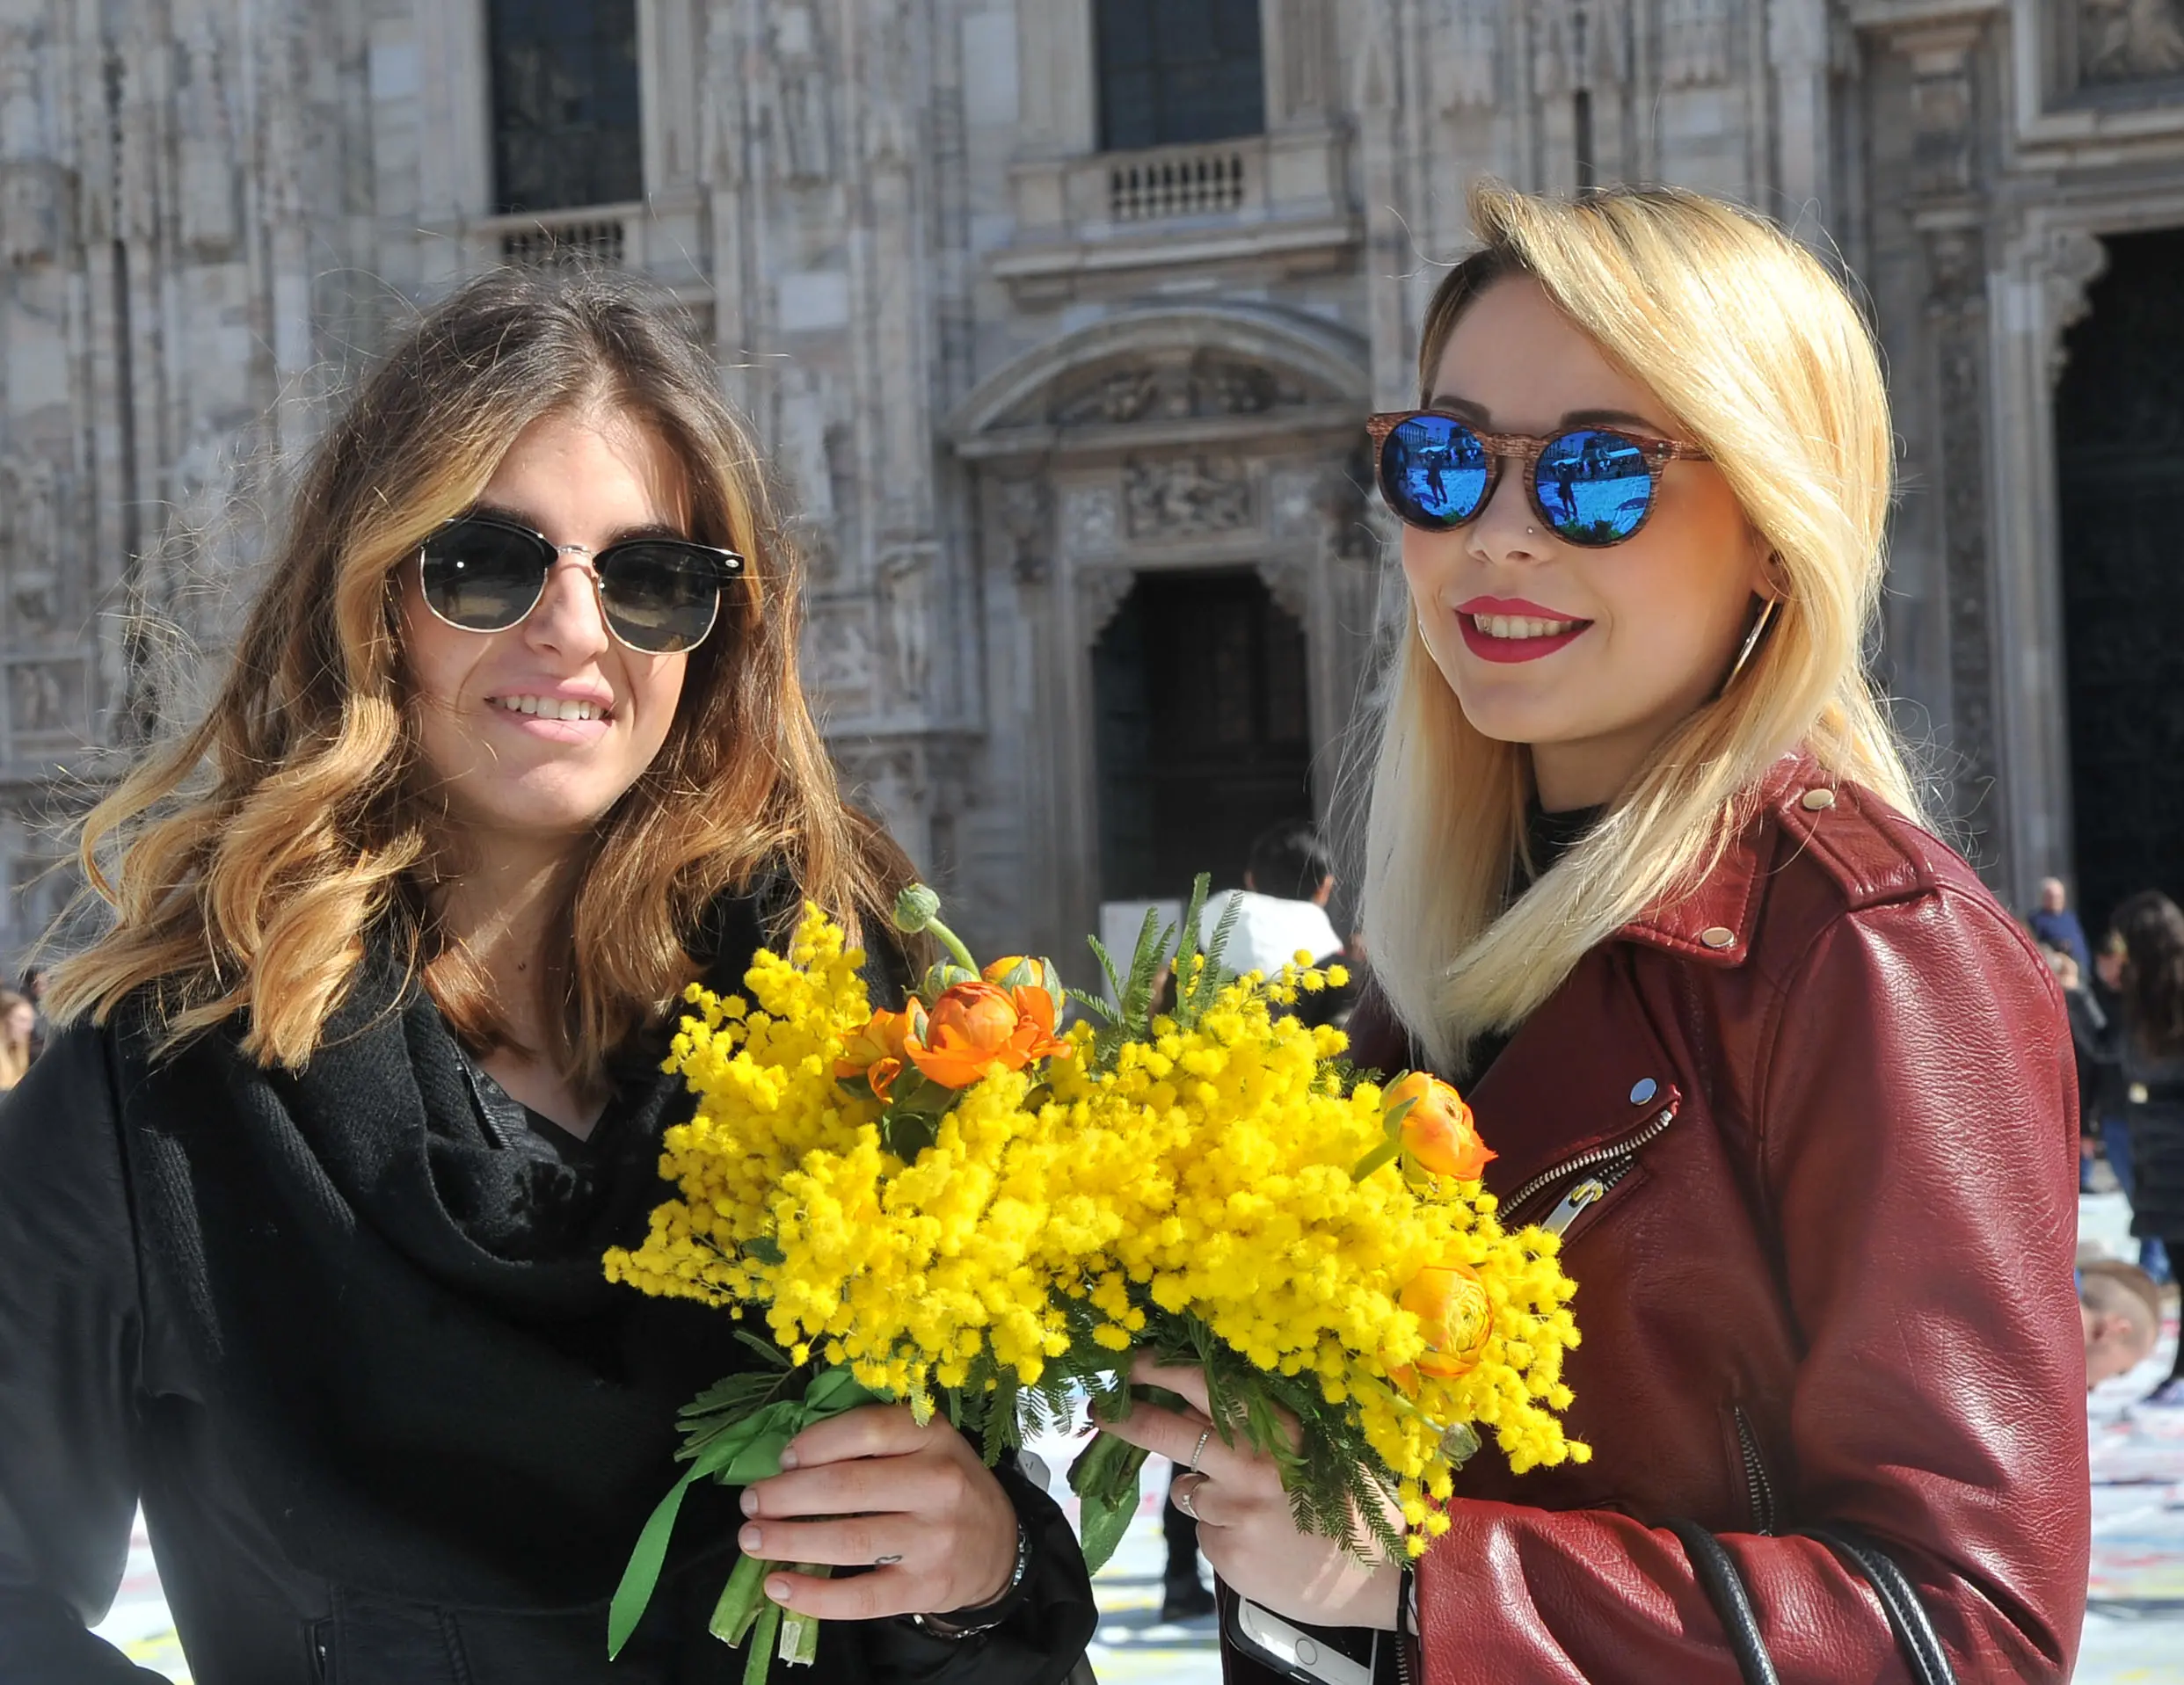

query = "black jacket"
0;911;1096;1683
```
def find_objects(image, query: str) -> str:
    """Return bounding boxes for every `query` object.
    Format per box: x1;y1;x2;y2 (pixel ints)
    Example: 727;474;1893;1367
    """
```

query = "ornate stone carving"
1124;456;1253;539
1661;0;1732;87
1047;354;1301;428
877;541;935;705
1531;0;1628;97
1075;565;1137;643
178;21;237;252
1437;0;1502;110
1060;486;1119;558
2038;226;2112;382
6;656;80;744
998;480;1052;585
1926;228;2000;846
802;602;875;703
1;454;62;638
772;4;835;184
1269;467;1324;540
0;28;65;266
2080;0;2184;83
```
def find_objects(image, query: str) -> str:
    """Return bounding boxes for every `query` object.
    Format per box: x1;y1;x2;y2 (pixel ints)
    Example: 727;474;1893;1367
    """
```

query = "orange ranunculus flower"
1385;1071;1496;1181
982;955;1066;1000
1401;1261;1494;1379
834;1004;922;1099
905;980;1070;1088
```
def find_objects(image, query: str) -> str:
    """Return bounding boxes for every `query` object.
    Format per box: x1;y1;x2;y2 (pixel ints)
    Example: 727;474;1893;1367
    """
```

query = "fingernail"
766;1576;791;1602
777;1448;799;1471
739;1489;758;1516
739;1525;762;1552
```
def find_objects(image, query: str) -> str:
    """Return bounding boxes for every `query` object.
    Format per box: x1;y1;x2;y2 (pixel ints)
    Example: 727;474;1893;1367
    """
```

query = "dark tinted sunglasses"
416;512;745;654
1366;410;1709;548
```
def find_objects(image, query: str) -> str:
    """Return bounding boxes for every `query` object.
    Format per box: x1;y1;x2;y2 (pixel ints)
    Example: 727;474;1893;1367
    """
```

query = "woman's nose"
523;556;612;657
1466;462;1547;564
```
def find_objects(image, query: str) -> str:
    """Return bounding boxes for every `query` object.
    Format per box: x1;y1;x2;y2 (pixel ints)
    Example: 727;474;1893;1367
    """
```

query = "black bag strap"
1663;1520;1780;1685
1799;1523;1960;1685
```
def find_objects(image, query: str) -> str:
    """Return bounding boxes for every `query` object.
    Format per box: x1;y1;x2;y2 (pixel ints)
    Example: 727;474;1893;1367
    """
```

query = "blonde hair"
1361;182;1924;1071
50;266;911;1089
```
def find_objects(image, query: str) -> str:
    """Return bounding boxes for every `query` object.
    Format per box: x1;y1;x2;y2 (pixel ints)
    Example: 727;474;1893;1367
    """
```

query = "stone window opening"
487;0;643;219
1094;0;1266;154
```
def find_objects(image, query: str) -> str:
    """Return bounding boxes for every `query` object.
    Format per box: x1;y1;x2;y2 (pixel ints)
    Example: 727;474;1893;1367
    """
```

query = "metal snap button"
1801;788;1836;811
1700;926;1736;949
1629;1077;1657;1106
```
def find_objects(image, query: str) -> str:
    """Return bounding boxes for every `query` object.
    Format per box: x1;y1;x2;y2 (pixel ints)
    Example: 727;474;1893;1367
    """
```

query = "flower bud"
1384;1071;1496;1181
892;882;942;934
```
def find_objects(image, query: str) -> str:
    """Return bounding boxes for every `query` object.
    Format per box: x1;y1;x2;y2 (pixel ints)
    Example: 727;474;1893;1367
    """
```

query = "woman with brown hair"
2109;890;2184;1404
0;269;1093;1681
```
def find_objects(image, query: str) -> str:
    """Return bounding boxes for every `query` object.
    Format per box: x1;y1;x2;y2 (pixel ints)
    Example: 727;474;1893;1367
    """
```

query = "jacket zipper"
1733;1404;1778;1535
1539;1152;1641;1237
1504;1104;1676;1224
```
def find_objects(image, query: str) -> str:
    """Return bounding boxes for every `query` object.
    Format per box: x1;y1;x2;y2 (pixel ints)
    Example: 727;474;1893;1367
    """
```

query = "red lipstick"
1451;597;1593;665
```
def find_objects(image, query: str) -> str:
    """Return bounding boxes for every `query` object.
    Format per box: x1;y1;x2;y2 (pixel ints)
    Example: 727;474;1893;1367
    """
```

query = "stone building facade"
3;0;2183;974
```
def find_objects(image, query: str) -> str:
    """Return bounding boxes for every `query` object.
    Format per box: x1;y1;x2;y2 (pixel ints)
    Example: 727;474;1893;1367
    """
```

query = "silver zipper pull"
1542;1177;1608;1237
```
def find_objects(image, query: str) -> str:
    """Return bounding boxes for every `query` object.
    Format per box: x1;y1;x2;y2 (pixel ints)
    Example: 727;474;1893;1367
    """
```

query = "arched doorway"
2057;227;2184;933
1092;569;1314;899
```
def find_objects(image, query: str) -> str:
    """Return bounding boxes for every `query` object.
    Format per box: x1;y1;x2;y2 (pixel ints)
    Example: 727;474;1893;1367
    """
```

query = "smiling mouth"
490;694;611;723
1468;614;1588;641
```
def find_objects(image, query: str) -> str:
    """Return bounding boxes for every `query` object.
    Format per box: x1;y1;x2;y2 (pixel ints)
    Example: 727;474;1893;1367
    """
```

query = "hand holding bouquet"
602;881;1584;1674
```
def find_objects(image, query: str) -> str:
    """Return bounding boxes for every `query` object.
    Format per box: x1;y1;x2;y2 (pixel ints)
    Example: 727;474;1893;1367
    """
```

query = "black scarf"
115;886;884;1612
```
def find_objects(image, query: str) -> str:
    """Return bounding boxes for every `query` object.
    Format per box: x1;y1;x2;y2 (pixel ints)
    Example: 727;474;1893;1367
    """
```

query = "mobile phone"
1225;1596;1380;1685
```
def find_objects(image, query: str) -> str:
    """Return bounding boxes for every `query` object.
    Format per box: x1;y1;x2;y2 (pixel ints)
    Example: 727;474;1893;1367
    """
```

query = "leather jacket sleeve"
0;1026;171;1681
1416;889;2087;1681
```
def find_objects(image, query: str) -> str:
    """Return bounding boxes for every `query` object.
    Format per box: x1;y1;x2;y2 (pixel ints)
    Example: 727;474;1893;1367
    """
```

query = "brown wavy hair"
49;265;911;1086
2113;890;2184;1062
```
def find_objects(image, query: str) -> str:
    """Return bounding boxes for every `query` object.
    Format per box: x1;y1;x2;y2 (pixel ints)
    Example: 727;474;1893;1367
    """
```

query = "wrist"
911;1518;1030;1640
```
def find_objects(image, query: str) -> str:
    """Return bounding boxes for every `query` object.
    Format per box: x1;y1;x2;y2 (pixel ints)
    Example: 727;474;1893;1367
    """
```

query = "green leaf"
608;1464;703;1657
1074;1462;1142;1576
1084;935;1127;1008
711;1426;798;1486
803;1367;879;1414
733;1331;796;1371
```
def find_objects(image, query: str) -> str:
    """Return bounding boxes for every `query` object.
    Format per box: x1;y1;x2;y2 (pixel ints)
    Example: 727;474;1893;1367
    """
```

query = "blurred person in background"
0;990;31;1091
2092;928;2171;1284
2029;876;2091;975
2112;890;2184;1405
16;966;45;1063
1203;819;1344;975
2080;1259;2162;1390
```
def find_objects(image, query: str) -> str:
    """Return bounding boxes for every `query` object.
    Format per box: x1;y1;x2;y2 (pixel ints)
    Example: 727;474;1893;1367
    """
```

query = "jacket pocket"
321;1590;474;1685
1534;1154;1649;1246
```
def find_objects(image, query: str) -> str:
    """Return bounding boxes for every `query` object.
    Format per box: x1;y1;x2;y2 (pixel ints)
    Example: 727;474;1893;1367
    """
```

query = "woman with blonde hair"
1100;183;2086;1681
0;269;1094;1681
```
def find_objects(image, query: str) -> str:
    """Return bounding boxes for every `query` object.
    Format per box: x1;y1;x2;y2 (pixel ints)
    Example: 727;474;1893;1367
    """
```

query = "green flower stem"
744;1603;783;1685
710;1551;771;1645
922;915;981;979
1350;1139;1402;1182
777;1568;831;1665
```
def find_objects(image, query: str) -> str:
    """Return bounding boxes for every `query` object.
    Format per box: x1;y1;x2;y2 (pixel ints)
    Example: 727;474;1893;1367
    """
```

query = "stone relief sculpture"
0;454;62;640
1437;0;1502;111
1050;357;1299;427
1660;0;1731;87
178;20;238;252
1125;456;1254;538
772;4;834;184
2080;0;2184;80
998;481;1052;585
1061;486;1119;557
0;27;63;266
877;543;933;704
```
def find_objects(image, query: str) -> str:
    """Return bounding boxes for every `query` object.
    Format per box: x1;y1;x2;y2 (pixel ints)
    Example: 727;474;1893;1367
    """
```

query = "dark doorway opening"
1093;0;1265;153
1092;569;1314;901
487;0;643;214
2057;226;2184;936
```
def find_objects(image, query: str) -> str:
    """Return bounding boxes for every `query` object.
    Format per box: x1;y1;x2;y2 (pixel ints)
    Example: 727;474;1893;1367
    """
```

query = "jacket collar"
1613;752;1820;969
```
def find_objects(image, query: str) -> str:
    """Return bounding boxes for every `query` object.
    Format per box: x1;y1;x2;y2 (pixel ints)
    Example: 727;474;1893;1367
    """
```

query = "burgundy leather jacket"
1328;754;2087;1682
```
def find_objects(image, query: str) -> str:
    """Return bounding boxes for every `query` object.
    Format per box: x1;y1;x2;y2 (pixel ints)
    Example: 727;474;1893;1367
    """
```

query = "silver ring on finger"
1175;1478;1200;1521
1187;1427;1212;1476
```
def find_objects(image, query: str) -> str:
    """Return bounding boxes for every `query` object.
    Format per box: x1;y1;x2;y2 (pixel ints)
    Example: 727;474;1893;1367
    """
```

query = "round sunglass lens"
599;545;724;653
1534;430;1654;545
419;520;549;630
1382;415;1491;529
